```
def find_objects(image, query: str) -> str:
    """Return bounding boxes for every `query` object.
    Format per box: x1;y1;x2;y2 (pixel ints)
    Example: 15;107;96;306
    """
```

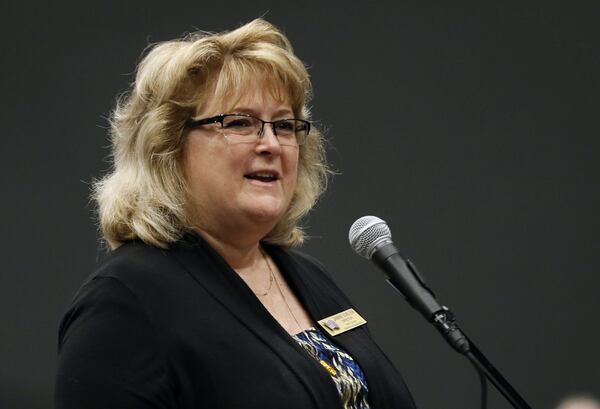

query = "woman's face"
182;82;299;243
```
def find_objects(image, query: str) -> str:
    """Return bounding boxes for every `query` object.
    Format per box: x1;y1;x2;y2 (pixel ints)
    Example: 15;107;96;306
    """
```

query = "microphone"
350;216;536;409
349;215;470;353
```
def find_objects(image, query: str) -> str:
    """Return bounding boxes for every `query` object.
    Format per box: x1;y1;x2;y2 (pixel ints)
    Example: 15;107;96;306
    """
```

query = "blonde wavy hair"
93;18;329;249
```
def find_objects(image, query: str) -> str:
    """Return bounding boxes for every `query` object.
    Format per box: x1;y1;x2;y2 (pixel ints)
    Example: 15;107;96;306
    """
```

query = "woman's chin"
241;200;287;225
247;207;285;224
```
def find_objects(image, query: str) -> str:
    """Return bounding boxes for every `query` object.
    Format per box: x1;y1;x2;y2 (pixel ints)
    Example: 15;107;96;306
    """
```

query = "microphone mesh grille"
348;216;392;259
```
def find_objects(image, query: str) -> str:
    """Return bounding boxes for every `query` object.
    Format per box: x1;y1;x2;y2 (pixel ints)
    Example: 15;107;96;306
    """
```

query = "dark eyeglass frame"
186;113;311;145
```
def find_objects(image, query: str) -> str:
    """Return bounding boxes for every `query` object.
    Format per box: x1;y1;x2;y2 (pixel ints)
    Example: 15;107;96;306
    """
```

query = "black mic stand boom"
372;242;533;409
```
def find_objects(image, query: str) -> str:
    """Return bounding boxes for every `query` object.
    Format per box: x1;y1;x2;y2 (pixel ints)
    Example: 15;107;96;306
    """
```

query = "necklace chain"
264;250;303;332
253;248;274;297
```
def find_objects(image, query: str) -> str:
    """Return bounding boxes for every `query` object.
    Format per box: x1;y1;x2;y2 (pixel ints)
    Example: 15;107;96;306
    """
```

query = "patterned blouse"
293;327;371;409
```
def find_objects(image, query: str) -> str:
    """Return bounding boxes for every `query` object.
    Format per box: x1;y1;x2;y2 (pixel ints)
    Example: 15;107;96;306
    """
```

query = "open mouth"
244;171;279;183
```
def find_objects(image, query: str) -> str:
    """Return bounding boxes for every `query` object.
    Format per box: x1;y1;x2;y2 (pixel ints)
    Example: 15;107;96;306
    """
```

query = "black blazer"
55;232;417;409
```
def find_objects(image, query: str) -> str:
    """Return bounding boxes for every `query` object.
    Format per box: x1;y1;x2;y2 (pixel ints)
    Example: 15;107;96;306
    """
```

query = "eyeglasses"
186;113;311;146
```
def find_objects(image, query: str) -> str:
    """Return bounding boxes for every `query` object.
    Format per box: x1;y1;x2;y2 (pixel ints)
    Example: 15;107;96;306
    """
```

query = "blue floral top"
293;327;371;409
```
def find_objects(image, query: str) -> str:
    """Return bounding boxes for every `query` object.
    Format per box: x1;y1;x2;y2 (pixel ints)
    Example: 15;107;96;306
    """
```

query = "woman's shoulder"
94;240;173;276
74;240;192;310
60;239;197;344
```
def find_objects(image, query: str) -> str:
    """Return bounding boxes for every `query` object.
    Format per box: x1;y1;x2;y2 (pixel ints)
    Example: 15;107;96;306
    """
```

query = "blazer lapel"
167;233;342;409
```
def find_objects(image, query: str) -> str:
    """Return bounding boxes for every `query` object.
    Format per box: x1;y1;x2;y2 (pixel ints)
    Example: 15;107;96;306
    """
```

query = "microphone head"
348;216;393;259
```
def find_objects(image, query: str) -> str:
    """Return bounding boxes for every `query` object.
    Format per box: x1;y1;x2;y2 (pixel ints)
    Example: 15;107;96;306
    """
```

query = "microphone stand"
423;302;533;409
375;247;533;409
465;340;531;409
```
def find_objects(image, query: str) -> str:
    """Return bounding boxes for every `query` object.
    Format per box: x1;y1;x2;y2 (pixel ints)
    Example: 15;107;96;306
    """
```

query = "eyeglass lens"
221;115;308;145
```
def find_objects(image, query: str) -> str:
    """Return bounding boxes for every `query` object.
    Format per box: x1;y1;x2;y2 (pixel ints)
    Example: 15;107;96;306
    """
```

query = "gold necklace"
252;248;274;297
265;253;303;332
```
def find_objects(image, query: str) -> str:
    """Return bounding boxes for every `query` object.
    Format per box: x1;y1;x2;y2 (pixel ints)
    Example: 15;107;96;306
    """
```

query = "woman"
55;19;417;409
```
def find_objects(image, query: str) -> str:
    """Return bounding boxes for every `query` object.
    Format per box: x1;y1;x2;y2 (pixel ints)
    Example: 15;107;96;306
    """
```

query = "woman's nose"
256;124;282;154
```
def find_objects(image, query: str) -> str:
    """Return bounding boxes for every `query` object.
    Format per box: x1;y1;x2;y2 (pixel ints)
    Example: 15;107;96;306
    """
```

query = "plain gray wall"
2;1;599;408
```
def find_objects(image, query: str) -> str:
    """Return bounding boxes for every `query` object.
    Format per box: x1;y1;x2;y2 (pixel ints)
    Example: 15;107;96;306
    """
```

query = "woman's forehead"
196;78;293;117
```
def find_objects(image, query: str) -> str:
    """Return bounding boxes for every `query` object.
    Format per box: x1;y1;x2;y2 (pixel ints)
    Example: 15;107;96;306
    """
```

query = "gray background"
2;1;599;408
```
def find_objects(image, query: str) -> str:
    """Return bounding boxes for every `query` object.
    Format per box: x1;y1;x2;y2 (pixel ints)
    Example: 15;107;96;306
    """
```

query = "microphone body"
372;242;443;321
349;216;470;353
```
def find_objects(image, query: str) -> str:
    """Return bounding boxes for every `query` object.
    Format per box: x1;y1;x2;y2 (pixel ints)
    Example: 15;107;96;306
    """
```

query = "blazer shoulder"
64;241;192;340
91;241;175;282
76;241;194;308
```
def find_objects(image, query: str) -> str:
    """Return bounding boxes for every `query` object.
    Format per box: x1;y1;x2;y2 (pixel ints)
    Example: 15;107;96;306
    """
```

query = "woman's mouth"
244;171;279;183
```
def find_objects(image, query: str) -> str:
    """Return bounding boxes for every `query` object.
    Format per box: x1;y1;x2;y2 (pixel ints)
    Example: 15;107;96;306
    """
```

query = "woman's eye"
225;118;253;128
275;121;295;132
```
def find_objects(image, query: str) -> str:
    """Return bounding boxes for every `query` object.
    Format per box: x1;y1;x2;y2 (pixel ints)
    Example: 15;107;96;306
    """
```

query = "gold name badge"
317;308;367;336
